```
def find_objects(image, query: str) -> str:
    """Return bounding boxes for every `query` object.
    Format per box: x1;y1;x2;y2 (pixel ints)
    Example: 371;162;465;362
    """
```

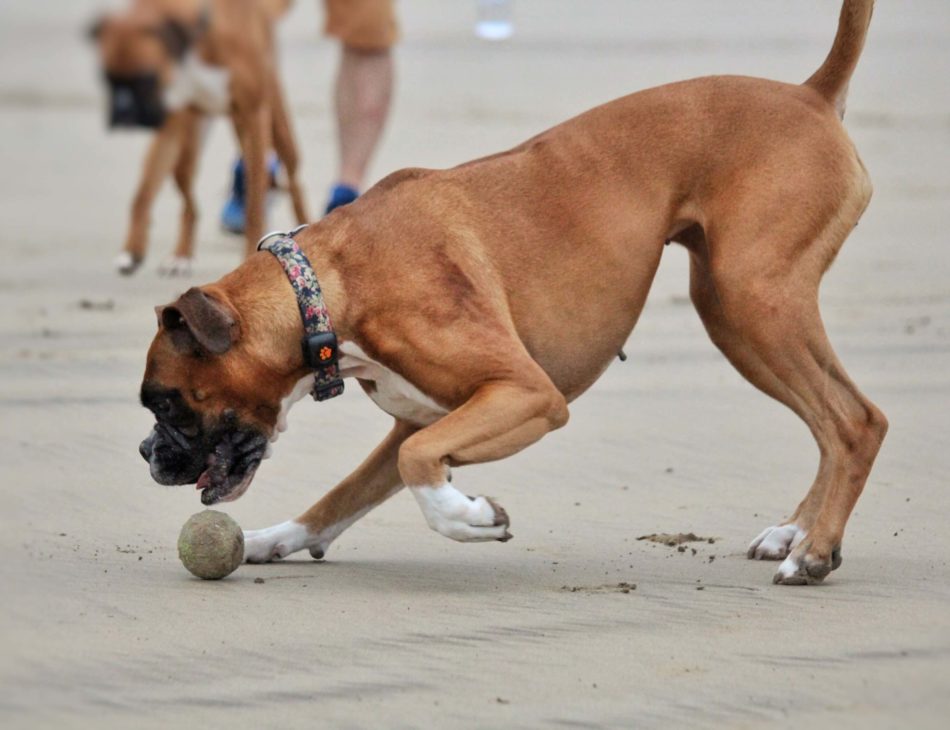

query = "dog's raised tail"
804;0;874;117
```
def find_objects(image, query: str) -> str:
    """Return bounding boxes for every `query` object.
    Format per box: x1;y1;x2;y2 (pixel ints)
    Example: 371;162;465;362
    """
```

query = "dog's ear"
152;19;193;61
161;288;239;355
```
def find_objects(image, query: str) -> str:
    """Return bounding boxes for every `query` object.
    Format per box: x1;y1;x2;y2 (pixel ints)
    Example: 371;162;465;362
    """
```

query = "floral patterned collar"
257;225;344;402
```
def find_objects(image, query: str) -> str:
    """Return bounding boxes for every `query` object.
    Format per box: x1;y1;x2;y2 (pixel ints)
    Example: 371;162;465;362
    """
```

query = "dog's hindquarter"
347;77;864;403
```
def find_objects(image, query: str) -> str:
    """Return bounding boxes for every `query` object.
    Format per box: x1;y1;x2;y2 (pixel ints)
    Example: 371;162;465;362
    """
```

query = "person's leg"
323;0;398;213
327;45;393;212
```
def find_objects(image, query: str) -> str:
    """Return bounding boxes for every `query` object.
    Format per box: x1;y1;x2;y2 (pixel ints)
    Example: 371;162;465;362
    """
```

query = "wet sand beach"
1;2;949;727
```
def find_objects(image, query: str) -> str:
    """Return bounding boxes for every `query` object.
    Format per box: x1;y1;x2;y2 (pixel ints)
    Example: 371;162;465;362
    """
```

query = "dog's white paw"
243;521;310;563
774;554;805;583
772;545;840;586
157;256;192;277
412;484;512;542
113;251;142;276
747;523;805;560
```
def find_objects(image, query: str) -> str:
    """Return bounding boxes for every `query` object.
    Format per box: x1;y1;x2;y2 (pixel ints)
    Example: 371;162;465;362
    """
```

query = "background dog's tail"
804;0;874;117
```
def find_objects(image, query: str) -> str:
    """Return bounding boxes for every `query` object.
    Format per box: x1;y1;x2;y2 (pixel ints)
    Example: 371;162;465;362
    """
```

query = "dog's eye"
179;425;199;438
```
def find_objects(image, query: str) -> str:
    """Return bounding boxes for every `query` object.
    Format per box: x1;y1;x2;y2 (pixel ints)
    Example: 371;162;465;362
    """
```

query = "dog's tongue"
196;441;229;496
199;475;226;505
197;467;226;505
194;438;257;505
196;470;212;491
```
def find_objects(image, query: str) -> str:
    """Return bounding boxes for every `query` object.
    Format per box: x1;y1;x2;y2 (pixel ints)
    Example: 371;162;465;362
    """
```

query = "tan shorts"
324;0;398;51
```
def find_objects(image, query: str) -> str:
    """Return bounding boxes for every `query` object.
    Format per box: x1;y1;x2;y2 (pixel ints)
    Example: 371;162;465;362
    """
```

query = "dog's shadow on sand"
239;557;534;595
232;552;908;599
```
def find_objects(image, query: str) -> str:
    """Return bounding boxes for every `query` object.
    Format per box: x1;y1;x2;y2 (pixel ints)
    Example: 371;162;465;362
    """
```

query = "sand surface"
2;1;949;728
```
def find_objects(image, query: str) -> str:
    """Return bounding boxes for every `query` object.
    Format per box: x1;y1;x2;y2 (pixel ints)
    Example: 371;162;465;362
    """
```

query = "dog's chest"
164;53;231;115
339;343;448;426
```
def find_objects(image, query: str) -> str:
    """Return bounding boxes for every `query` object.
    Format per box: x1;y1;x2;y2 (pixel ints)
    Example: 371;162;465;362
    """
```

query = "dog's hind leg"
689;251;832;560
243;420;415;563
398;367;569;543
234;103;272;259
159;109;204;276
698;215;886;584
116;109;189;274
270;76;309;225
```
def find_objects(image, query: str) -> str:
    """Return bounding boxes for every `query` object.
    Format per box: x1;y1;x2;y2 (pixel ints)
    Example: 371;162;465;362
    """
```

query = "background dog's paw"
113;251;142;276
157;256;192;277
747;523;805;560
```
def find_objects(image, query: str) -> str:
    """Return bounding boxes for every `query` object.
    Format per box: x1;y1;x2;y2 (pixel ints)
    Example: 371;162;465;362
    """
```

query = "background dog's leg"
270;76;309;224
243;420;415;563
236;105;271;258
399;374;569;543
159;109;203;276
696;229;887;585
116;110;187;274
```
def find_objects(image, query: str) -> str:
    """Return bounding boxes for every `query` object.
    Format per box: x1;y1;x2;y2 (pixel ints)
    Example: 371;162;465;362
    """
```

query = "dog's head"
139;286;303;505
88;8;195;129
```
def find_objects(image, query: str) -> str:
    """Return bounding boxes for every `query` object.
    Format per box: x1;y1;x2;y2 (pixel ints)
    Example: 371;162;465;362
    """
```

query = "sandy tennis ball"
177;510;244;580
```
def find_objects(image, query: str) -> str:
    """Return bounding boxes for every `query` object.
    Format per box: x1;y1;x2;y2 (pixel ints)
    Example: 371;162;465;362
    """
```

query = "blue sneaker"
220;159;246;234
220;156;280;235
325;183;359;215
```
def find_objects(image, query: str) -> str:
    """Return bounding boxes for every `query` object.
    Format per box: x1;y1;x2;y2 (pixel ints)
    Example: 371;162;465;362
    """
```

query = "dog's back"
329;3;875;400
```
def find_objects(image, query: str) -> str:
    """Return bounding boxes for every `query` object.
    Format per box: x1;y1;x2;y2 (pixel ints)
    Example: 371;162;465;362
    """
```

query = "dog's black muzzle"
106;73;166;129
139;385;269;504
139;420;207;486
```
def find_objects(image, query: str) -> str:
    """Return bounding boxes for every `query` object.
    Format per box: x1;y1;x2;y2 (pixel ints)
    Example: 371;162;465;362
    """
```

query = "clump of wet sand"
636;532;716;546
561;582;637;594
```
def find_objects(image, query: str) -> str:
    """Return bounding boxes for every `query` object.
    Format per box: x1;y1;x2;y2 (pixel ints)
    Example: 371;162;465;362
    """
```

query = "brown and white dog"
90;0;306;275
139;1;885;585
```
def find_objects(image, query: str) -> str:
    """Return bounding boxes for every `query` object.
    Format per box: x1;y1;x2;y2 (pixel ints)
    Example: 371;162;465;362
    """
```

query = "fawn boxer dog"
139;0;886;585
90;0;305;275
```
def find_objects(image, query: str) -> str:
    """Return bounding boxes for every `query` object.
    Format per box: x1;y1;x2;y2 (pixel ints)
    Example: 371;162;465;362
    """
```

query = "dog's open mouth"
195;430;268;505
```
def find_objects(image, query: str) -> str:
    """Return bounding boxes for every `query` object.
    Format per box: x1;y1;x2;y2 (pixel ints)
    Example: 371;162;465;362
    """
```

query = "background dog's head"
88;6;195;129
139;286;303;505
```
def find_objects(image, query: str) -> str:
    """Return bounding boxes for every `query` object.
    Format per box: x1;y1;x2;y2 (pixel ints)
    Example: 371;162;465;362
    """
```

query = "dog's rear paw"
113;251;143;276
747;523;805;560
773;545;841;585
158;256;192;277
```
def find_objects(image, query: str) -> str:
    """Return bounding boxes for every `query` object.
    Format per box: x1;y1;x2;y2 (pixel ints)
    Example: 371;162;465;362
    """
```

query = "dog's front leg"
116;110;189;274
234;104;271;259
243;420;416;563
158;109;206;276
399;378;569;543
269;75;309;224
